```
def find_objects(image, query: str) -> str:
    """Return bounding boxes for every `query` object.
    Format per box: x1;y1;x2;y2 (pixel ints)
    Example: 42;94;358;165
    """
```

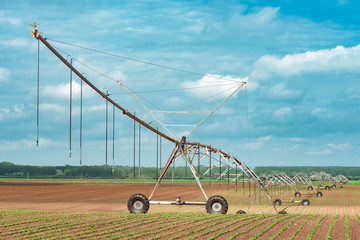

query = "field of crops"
1;180;360;239
1;210;359;239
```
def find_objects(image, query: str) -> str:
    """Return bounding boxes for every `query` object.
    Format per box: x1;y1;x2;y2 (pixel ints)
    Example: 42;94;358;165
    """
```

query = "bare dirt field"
0;180;359;239
0;179;359;215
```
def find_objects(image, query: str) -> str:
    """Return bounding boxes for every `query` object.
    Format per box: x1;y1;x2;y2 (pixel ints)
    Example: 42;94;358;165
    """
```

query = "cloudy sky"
0;0;359;168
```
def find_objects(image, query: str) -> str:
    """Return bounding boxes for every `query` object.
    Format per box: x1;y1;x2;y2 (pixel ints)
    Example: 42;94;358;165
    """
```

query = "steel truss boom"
32;26;277;213
31;27;176;144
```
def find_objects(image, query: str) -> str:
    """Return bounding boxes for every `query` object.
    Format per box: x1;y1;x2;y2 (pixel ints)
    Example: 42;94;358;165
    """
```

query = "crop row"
1;210;359;239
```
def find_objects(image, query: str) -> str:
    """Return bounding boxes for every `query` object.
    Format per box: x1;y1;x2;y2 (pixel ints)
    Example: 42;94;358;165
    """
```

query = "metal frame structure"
31;26;280;214
335;174;348;186
309;171;335;190
264;174;312;207
293;174;323;197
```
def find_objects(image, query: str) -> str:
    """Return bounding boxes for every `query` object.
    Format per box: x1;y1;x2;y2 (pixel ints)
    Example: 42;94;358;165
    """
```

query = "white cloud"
242;135;272;150
328;143;351;151
0;66;10;81
267;83;303;100
0;38;30;48
0;137;52;151
229;7;280;30
250;44;360;81
40;103;66;112
42;81;94;100
311;108;326;115
273;107;292;120
274;144;298;152
307;148;332;156
0;104;24;121
307;142;350;156
88;104;106;112
0;11;22;26
180;74;247;99
258;135;272;142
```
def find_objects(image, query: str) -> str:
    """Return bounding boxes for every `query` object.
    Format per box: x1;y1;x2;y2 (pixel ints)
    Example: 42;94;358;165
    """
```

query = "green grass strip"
199;215;266;240
345;215;349;240
288;215;317;240
248;215;294;240
306;215;327;240
325;215;339;240
225;215;285;240
185;215;256;240
268;215;302;240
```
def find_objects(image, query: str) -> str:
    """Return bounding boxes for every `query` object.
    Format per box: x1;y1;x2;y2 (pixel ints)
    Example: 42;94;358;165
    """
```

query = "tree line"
1;162;359;180
0;162;206;180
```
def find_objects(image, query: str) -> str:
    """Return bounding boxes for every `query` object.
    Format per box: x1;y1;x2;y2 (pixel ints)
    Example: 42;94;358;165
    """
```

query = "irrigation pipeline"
31;27;277;212
32;28;176;144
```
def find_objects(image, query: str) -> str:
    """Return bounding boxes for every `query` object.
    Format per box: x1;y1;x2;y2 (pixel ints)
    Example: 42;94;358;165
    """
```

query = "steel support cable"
245;85;252;170
51;44;244;90
35;33;176;143
49;43;117;84
209;145;212;187
133;113;136;178
112;104;115;174
36;39;40;146
80;76;83;165
127;85;242;141
138;123;141;178
156;127;159;180
111;82;242;95
46;38;244;83
69;58;72;158
105;92;108;169
50;41;245;141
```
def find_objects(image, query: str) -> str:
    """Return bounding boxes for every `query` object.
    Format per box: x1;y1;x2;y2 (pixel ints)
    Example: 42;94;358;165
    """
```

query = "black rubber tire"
308;186;313;190
332;185;336;188
318;185;322;188
325;186;330;190
127;193;150;213
295;192;301;198
236;210;246;214
278;210;287;214
301;198;310;206
340;186;343;188
206;195;228;214
316;191;323;197
274;198;282;206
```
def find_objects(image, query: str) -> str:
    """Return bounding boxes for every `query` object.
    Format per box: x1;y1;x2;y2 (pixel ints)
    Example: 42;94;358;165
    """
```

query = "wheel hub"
212;202;222;211
134;200;144;210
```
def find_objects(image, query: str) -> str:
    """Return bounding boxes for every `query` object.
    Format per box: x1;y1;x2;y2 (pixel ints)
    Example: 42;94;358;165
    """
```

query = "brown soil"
0;180;359;239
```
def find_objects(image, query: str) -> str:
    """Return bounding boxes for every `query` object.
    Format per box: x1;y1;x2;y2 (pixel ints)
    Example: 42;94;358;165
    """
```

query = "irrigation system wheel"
308;186;313;190
127;193;150;213
206;195;228;214
236;210;246;214
316;191;323;197
325;186;330;190
318;185;322;188
332;184;336;188
301;199;310;206
295;192;301;198
274;199;282;206
278;210;287;214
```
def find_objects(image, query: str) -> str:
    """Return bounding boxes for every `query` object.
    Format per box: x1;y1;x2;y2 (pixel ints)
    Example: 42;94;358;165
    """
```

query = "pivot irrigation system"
31;24;281;214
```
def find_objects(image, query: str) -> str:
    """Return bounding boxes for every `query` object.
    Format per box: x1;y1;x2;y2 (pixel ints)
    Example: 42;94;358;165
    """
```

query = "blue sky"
0;0;359;168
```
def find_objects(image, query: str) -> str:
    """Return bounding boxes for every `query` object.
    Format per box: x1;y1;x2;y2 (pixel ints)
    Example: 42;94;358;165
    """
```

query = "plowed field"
0;180;359;239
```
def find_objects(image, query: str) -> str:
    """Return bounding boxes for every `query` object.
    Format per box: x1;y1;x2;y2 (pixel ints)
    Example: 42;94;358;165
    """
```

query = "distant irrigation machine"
309;171;340;190
31;25;281;214
264;174;313;207
293;173;323;197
